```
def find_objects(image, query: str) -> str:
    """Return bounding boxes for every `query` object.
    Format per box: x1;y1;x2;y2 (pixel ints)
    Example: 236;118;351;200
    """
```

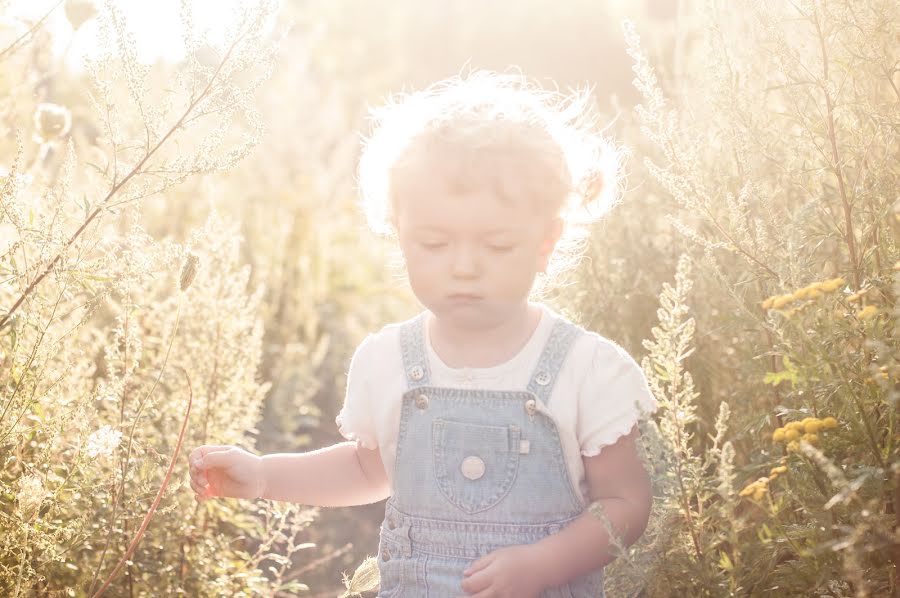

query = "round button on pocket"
381;546;391;561
415;394;429;409
524;398;537;416
461;456;486;480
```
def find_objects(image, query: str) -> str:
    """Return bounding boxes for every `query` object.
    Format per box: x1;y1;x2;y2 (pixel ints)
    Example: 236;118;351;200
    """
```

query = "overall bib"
376;313;606;597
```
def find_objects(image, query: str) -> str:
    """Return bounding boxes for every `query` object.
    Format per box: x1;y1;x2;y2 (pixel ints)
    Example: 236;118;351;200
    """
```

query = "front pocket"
432;419;521;514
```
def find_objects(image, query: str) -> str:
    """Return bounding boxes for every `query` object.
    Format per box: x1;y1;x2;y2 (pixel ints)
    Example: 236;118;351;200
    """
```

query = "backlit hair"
357;69;623;291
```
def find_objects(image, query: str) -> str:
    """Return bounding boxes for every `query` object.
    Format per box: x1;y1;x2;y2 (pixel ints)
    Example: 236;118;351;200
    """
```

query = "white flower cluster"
86;425;123;459
17;474;47;517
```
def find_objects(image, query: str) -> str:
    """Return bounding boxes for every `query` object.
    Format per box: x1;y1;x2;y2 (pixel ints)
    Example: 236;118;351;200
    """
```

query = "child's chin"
433;303;505;328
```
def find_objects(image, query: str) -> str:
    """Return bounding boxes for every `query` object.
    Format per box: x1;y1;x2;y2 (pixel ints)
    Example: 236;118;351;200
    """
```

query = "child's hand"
188;445;264;502
457;543;550;598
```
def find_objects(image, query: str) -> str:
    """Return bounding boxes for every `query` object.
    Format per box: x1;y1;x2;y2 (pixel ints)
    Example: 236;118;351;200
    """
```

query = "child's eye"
420;241;447;250
487;244;515;253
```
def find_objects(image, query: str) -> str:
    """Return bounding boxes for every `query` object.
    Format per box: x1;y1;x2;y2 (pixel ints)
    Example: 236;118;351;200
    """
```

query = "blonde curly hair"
357;69;623;292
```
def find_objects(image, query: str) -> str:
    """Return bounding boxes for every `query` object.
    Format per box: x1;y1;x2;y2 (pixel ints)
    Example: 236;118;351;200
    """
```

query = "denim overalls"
376;312;606;597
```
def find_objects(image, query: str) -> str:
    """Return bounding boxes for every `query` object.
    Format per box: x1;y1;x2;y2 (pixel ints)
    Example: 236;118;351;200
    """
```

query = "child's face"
394;185;560;330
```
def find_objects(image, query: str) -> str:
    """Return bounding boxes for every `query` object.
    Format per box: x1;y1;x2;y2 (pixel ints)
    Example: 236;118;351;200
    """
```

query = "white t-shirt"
335;303;659;504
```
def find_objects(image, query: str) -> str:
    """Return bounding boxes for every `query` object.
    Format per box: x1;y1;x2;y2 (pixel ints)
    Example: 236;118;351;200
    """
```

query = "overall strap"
399;312;432;389
526;318;581;408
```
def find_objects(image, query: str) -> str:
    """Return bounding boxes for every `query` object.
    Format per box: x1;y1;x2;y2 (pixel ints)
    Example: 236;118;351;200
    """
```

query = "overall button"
461;456;486;480
524;398;537;416
535;371;552;386
387;517;397;530
381;546;391;561
415;394;429;409
409;365;424;381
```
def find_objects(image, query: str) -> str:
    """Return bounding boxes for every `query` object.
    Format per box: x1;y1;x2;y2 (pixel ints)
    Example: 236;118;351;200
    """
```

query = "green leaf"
718;550;734;572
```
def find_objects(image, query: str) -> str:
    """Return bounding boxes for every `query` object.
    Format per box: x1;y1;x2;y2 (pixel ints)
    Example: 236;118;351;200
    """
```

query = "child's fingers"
189;465;207;486
463;555;492;577
189;475;207;497
189;444;234;464
458;567;493;595
199;448;238;470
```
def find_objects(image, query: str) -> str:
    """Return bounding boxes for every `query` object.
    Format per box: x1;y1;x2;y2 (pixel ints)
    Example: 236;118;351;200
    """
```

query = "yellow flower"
761;296;775;310
793;287;811;300
752;487;768;501
772;428;786;442
787;440;800;453
786;421;804;432
857;305;879;319
739;483;757;497
801;433;819;445
740;478;770;498
819;278;845;293
784;429;800;441
803;419;823;433
805;287;821;299
772;294;794;309
847;290;866;303
770;466;788;475
822;417;838;429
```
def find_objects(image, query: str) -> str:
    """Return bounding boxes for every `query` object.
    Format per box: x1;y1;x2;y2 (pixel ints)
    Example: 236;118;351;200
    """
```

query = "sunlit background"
6;0;266;64
0;0;897;596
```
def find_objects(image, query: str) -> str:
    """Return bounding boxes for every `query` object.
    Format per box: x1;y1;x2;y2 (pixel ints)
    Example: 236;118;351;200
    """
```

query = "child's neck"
427;303;542;369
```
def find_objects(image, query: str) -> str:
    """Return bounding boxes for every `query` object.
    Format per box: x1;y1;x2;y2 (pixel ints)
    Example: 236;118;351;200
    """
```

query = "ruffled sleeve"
334;334;379;450
577;338;659;457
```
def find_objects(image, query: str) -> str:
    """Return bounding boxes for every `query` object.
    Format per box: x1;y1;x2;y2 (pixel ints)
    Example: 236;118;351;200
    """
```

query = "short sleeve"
334;334;379;450
578;339;659;457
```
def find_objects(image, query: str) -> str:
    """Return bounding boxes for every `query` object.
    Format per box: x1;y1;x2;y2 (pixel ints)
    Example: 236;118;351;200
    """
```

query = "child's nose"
450;244;481;278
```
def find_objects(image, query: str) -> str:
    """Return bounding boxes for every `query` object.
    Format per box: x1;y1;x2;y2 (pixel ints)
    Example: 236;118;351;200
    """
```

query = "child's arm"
529;424;652;586
260;442;391;506
459;425;652;595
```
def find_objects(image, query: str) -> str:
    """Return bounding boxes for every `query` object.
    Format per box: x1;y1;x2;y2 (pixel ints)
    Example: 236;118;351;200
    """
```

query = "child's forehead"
397;188;542;235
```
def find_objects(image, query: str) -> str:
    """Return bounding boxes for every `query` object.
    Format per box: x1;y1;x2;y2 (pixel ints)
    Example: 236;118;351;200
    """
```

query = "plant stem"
0;0;65;62
90;367;193;598
811;7;860;289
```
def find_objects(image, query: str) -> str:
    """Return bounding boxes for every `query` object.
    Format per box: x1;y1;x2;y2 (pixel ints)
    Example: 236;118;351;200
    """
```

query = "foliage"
565;1;898;596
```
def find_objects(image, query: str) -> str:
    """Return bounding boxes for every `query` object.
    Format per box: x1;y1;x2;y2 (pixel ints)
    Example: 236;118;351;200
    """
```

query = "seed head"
65;0;97;30
33;103;72;144
179;253;200;291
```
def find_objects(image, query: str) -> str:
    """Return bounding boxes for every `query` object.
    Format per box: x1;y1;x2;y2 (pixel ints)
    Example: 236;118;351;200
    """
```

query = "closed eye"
487;244;515;253
420;241;447;250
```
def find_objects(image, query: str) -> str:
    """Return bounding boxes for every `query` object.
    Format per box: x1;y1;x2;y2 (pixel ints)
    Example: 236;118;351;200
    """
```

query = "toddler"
189;70;658;598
